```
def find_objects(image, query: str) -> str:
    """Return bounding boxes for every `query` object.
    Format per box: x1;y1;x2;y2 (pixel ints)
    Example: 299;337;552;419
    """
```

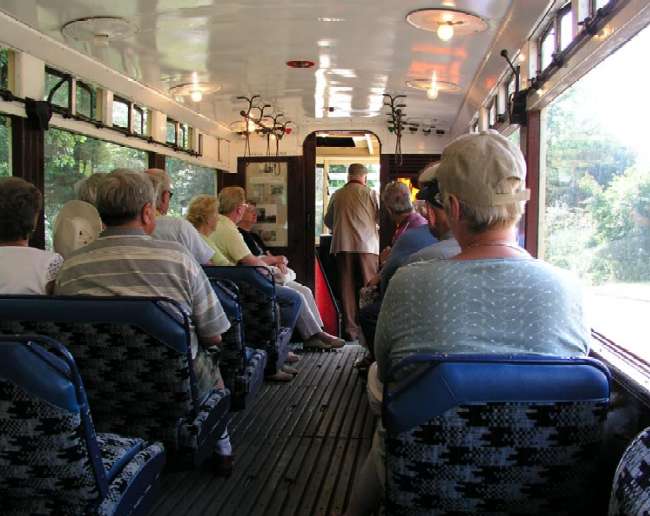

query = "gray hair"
74;173;105;205
95;169;155;226
144;168;172;208
218;186;246;215
381;181;413;215
442;177;525;233
348;163;368;178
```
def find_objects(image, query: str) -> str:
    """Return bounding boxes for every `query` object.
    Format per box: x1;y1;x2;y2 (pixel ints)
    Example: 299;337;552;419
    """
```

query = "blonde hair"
218;186;246;215
186;195;219;229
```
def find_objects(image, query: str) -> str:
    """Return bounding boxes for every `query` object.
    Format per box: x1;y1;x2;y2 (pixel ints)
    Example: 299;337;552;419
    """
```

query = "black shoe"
212;453;234;477
353;354;374;370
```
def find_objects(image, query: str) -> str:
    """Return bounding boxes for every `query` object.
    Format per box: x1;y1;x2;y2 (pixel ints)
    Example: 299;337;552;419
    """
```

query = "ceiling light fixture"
406;8;488;40
318;17;345;23
62;16;138;45
169;82;220;103
427;72;439;100
406;78;461;95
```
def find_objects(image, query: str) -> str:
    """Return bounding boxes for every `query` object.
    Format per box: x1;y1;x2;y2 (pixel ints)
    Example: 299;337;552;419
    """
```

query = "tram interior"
0;0;650;515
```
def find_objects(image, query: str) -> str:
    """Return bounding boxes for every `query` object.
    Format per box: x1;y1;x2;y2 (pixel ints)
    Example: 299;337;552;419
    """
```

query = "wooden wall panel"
524;111;541;258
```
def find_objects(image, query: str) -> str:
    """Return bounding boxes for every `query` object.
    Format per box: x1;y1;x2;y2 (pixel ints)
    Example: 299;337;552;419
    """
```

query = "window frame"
75;80;96;121
133;104;147;136
166;118;179;146
45;66;72;114
538;19;558;74
558;3;574;52
112;95;132;132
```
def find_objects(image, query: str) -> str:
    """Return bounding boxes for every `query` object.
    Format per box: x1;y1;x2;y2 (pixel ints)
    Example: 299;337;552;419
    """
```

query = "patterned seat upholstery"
0;335;165;516
609;426;650;515
382;353;611;516
0;296;231;468
203;266;290;375
212;279;267;410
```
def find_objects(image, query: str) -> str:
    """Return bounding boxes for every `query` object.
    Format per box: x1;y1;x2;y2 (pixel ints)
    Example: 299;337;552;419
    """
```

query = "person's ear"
142;202;155;226
447;194;462;223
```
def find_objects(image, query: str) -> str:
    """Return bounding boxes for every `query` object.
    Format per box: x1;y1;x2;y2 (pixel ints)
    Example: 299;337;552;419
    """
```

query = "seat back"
203;266;280;368
0;296;196;449
212;279;246;391
383;353;611;515
609;426;650;516
0;335;107;514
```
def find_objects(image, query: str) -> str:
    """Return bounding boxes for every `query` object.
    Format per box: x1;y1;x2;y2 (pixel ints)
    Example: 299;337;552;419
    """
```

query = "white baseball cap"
53;200;103;258
436;131;530;207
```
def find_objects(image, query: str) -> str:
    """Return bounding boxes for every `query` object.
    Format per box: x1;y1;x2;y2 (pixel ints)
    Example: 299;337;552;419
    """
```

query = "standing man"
324;163;379;341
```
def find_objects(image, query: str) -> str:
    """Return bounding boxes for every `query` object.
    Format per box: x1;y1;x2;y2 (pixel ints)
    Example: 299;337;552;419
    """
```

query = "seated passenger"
74;172;105;205
345;131;590;516
53;200;103;259
53;169;234;474
381;180;427;249
0;177;63;295
144;168;216;264
185;194;232;266
210;187;343;351
356;168;460;370
237;203;343;348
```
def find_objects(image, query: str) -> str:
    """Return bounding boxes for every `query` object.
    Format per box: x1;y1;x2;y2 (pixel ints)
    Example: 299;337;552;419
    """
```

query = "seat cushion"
96;433;145;483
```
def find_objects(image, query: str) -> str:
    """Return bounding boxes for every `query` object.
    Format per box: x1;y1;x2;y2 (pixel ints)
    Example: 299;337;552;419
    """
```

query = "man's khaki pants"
336;252;378;340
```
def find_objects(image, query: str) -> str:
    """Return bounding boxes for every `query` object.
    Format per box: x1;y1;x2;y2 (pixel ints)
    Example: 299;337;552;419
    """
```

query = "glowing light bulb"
437;23;454;41
190;89;203;102
427;72;439;100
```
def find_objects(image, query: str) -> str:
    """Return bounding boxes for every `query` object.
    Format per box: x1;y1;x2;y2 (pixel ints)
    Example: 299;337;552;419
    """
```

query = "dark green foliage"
43;128;147;248
0;116;9;178
165;157;216;217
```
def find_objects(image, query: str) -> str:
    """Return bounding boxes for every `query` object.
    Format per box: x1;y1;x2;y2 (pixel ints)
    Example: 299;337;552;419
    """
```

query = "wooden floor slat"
149;345;375;516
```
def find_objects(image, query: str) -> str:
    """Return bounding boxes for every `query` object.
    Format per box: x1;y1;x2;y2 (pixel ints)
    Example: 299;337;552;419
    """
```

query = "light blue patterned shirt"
375;257;590;382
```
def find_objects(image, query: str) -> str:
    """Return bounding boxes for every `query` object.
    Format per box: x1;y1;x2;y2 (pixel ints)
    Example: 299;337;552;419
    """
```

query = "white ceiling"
0;0;534;132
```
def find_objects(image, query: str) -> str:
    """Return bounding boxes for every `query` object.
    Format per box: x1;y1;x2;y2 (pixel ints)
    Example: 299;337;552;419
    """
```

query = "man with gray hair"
54;169;235;474
144;168;216;264
324;163;379;341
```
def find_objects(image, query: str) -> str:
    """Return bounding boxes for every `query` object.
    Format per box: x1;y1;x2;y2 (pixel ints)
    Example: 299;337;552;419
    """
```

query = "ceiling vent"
62;16;138;45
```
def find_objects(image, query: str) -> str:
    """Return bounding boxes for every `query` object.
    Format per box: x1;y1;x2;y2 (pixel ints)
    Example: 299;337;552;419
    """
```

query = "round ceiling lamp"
406;78;461;95
62;16;138;46
286;60;315;69
405;8;488;41
169;82;221;103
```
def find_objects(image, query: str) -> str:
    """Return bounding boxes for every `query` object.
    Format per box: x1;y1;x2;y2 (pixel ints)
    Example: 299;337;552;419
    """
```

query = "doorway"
303;130;382;335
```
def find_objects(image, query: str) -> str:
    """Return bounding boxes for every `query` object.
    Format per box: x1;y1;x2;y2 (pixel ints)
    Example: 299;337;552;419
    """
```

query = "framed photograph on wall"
245;161;289;247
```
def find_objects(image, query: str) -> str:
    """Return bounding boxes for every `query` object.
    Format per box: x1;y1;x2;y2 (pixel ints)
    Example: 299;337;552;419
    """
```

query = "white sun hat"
53;200;103;258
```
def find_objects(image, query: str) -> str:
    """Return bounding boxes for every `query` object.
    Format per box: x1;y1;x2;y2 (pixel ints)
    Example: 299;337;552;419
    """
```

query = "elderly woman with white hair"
345;131;590;516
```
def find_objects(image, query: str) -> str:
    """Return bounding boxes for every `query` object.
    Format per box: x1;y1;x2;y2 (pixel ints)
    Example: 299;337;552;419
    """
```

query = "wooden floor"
150;345;375;516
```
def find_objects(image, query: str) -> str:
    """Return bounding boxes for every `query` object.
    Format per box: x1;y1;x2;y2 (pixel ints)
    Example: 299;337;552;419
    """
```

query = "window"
471;120;479;133
133;105;148;136
540;23;557;71
488;100;497;127
540;24;650;360
112;97;130;130
315;163;325;242
0;48;8;90
326;162;380;197
594;0;610;11
76;81;95;120
0;115;10;177
180;123;189;149
45;68;70;110
166;120;178;145
44;128;147;248
165;157;216;217
559;7;574;51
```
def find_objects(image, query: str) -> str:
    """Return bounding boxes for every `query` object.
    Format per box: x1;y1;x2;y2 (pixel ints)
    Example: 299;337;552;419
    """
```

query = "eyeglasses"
167;191;174;200
433;192;444;207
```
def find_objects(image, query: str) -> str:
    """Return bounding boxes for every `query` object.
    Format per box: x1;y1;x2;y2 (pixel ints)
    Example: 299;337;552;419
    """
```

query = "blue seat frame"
0;335;166;515
212;278;267;410
203;265;291;375
0;295;231;468
383;353;611;515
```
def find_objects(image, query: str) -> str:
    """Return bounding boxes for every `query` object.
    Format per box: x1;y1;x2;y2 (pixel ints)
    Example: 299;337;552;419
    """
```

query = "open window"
112;96;130;131
539;24;650;362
